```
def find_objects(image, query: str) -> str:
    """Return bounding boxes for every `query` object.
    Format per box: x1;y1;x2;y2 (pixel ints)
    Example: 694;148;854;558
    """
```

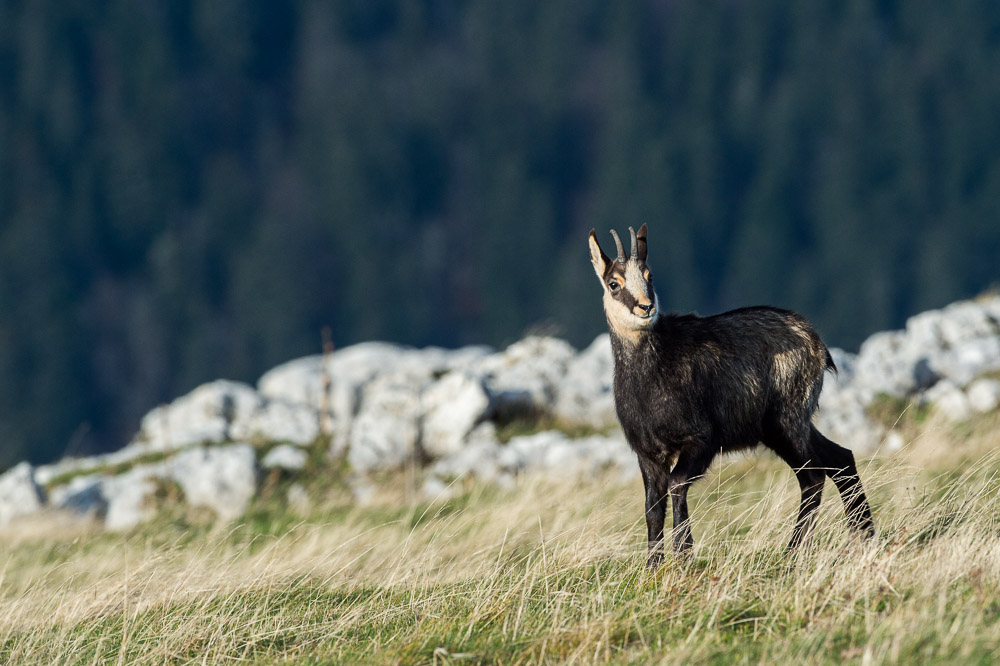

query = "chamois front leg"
668;448;715;555
639;459;669;568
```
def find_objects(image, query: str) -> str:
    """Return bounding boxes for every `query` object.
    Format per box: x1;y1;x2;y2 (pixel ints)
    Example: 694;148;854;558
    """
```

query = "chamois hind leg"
764;424;826;550
668;447;715;555
810;425;876;539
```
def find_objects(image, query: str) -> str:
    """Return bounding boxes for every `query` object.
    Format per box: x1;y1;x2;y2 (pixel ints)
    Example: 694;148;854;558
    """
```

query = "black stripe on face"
619;288;638;310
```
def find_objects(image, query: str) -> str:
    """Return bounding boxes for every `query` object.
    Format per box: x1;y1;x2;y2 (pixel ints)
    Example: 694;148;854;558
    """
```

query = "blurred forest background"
1;0;1000;468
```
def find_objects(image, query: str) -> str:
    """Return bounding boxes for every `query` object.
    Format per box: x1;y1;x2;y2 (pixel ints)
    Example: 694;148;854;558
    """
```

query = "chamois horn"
609;230;625;261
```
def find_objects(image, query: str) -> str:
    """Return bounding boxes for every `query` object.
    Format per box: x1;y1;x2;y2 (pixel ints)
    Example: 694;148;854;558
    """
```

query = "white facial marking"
624;261;653;309
602;258;658;344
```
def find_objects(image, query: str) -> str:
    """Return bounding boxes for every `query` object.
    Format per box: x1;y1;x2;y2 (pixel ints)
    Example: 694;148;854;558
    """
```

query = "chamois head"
588;224;658;342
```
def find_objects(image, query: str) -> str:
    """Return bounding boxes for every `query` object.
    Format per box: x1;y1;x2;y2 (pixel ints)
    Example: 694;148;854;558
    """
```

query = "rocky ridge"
2;294;998;531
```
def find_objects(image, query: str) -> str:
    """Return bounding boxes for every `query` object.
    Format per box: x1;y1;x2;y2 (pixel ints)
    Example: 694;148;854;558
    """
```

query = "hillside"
0;296;998;661
0;396;998;662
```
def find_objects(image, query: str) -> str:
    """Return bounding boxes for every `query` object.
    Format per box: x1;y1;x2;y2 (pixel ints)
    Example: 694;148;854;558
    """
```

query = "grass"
42;450;175;492
2;411;1000;663
493;407;617;443
866;393;932;433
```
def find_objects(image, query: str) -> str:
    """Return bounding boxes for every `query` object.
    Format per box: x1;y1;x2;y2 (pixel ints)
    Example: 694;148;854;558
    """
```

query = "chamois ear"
588;229;610;280
636;223;648;262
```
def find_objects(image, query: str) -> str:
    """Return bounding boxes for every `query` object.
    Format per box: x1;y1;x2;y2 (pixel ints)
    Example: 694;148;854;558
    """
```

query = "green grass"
42;450;175;492
493;407;617;443
866;392;932;432
2;417;1000;663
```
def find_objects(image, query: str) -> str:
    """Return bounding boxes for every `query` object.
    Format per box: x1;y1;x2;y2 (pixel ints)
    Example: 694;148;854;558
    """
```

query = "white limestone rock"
259;342;493;457
257;354;327;409
553;334;617;427
966;378;1000;414
908;298;1000;351
50;474;106;517
102;464;165;531
501;431;636;478
262;444;309;472
428;438;505;485
232;399;320;446
421;475;457;500
421;371;493;458
258;348;373;457
37;448;143;487
851;297;1000;401
923;380;973;423
932;338;1000;388
348;375;422;473
137;380;262;452
853;330;920;399
48;461;168;531
473;336;576;415
170;444;258;520
827;347;858;384
0;463;46;527
814;355;886;454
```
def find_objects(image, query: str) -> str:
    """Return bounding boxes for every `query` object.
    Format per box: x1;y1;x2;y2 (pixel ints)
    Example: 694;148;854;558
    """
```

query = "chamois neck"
608;323;656;363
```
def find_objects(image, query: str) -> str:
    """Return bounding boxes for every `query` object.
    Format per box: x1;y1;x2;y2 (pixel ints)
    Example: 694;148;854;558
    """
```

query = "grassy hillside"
1;412;999;664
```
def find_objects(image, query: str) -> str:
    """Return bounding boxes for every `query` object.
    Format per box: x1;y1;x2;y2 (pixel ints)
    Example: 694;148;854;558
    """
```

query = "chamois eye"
608;281;620;292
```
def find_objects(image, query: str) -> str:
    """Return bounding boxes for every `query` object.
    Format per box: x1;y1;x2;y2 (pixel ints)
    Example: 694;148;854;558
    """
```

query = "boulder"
500;431;636;479
49;461;168;530
815;365;886;454
428;429;635;487
427;439;506;486
137;380;262;451
0;463;46;526
257;355;326;409
262;444;309;472
853;330;920;399
966;378;1000;414
259;342;493;457
421;371;493;458
427;424;505;484
50;474;106;517
347;375;422;473
102;465;164;530
923;380;972;423
473;336;576;415
170;444;258;520
850;296;1000;400
932;338;1000;388
231;399;320;446
553;334;616;427
907;298;1000;351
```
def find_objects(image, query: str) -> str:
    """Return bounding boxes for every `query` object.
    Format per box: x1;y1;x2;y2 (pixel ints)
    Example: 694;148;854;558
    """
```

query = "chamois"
589;225;875;566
